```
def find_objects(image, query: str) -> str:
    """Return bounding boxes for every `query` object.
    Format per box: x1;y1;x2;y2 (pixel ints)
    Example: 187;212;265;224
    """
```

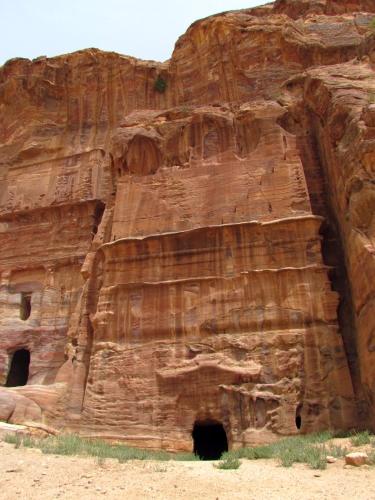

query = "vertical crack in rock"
279;104;363;418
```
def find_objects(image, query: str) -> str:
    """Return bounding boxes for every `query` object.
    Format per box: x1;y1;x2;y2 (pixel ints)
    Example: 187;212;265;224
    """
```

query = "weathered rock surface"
0;0;374;451
345;451;368;466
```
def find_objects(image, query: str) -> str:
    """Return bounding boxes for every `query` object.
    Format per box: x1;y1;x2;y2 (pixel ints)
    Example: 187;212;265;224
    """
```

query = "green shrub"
222;432;337;470
4;433;200;462
236;444;274;460
270;436;327;469
174;452;200;461
305;431;335;443
35;434;86;456
326;444;348;458
20;435;34;448
370;17;375;31
14;435;22;449
154;75;167;93
4;433;20;445
350;431;372;447
4;430;353;471
216;453;241;470
332;429;352;439
305;446;327;470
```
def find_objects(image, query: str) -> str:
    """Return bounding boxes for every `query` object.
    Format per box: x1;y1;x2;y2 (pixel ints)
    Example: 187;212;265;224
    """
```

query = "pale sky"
1;0;273;65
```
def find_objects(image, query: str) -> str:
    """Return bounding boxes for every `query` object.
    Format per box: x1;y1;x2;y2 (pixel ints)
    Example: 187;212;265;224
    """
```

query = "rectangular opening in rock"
20;292;32;321
5;349;30;387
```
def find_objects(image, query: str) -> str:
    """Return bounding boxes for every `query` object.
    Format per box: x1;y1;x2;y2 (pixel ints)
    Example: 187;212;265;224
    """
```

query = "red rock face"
0;0;374;450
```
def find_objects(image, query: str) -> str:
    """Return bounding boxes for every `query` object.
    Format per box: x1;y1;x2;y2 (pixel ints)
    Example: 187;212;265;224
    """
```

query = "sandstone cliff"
0;0;374;452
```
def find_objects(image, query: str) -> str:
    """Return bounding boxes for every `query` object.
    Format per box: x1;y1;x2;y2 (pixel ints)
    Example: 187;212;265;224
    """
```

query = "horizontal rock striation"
0;0;374;450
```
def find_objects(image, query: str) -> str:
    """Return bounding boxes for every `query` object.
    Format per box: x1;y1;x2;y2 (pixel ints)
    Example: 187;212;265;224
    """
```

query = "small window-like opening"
295;404;303;430
5;349;30;387
20;293;31;320
192;420;228;460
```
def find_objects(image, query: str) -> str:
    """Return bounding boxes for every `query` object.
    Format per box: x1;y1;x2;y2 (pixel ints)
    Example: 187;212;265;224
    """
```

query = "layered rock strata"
0;0;374;450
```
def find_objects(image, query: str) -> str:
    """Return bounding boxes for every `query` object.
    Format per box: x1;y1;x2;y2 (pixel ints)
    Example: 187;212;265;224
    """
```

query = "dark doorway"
295;404;302;430
20;293;31;320
192;420;228;460
6;349;30;387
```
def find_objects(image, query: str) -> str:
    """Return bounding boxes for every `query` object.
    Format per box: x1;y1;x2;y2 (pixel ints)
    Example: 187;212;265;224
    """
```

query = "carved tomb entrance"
6;349;30;387
192;420;228;460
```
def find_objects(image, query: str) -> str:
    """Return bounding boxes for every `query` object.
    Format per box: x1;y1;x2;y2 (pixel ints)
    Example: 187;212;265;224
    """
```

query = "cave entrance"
6;349;30;387
192;420;228;460
295;404;303;430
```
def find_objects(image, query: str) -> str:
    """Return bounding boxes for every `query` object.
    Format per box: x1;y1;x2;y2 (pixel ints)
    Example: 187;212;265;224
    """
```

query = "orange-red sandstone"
0;0;374;450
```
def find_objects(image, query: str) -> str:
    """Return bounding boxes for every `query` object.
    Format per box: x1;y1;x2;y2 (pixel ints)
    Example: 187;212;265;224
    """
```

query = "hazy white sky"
1;0;273;65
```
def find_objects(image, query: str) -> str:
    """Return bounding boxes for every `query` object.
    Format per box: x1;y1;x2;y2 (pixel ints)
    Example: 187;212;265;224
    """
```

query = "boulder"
345;452;368;467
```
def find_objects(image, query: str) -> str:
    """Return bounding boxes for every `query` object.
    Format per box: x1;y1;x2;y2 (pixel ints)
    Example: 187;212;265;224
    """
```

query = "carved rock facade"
0;0;374;451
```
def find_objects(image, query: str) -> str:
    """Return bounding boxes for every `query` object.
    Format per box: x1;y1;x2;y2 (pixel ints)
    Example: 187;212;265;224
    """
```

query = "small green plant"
154;75;167;93
305;446;328;470
216;453;241;470
236;444;274;460
332;429;352;439
174;452;200;461
370;17;375;31
271;436;327;469
326;444;348;458
5;433;32;448
350;431;372;447
222;432;337;470
14;435;22;449
4;433;20;445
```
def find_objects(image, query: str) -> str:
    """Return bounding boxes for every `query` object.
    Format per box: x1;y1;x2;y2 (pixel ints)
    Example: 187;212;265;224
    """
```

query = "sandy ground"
0;440;375;500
